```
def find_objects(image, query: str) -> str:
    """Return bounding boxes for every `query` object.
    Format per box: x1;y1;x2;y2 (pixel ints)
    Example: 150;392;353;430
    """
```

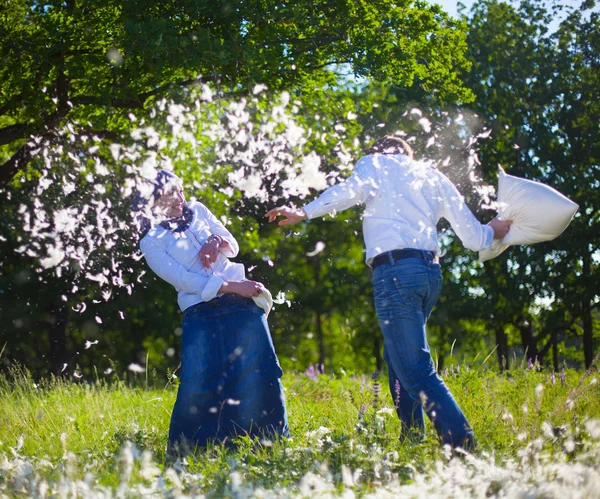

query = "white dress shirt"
302;153;494;265
140;201;245;311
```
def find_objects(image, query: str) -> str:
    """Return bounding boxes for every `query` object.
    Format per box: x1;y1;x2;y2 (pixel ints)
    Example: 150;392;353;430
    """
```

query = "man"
265;135;511;449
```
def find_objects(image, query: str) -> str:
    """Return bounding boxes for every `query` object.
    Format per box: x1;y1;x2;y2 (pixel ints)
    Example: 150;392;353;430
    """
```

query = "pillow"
479;167;578;262
252;286;273;316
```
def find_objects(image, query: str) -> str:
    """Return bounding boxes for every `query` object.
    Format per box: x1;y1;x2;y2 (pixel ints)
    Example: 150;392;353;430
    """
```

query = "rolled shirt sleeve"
303;157;376;219
198;203;240;257
437;172;495;252
140;235;224;301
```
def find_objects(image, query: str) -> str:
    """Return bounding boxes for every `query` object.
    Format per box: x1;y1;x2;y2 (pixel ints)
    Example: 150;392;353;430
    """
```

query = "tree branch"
0;75;219;185
71;96;145;108
72;76;213;110
76;127;121;141
538;337;555;359
305;59;353;71
138;76;210;101
0;145;29;186
0;123;28;146
0;93;25;116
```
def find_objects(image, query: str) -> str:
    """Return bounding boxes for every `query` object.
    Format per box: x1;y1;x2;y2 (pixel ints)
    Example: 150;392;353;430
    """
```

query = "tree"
463;0;600;368
0;0;474;186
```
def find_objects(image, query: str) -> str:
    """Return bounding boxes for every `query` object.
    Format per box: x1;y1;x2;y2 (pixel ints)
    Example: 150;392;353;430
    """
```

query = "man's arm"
438;173;511;251
266;156;376;225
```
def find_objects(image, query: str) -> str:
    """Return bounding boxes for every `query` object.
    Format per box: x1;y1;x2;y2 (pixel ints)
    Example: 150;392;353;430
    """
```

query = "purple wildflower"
358;404;367;421
394;379;401;408
560;367;566;385
551;371;556;385
305;364;317;381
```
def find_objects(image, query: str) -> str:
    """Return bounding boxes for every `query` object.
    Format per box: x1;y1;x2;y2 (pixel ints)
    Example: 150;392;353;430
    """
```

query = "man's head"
367;135;414;159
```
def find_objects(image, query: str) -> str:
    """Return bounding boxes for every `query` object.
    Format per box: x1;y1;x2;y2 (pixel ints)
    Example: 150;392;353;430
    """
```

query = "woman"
132;169;289;455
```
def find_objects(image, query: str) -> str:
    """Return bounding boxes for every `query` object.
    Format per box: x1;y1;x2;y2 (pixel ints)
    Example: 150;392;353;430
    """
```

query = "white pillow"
252;286;273;316
479;167;578;262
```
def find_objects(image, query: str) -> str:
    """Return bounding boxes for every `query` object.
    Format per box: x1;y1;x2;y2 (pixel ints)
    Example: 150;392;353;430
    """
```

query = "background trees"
462;0;600;368
0;0;598;378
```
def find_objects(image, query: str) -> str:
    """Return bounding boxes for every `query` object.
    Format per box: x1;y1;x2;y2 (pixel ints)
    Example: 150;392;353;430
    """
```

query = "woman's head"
132;169;185;217
154;183;185;219
131;170;190;235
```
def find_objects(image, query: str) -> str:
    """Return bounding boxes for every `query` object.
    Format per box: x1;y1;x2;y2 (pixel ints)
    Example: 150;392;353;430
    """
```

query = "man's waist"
371;248;439;269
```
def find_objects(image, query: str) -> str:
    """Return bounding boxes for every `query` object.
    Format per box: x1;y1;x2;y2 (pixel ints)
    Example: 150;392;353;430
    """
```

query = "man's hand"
488;217;513;240
265;206;307;226
199;236;221;268
220;280;265;298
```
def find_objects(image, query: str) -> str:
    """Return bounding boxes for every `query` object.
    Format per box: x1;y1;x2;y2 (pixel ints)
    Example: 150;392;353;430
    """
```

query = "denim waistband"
371;248;437;269
183;294;254;317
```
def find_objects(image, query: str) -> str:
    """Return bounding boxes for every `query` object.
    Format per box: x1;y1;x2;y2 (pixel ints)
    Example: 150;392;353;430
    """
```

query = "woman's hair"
131;169;182;213
367;135;414;159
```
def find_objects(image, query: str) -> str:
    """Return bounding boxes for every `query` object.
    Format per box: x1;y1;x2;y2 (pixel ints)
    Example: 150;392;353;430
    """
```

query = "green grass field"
1;363;599;498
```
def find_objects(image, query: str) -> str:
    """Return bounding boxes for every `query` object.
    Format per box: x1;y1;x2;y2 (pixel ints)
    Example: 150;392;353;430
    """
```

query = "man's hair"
367;135;414;159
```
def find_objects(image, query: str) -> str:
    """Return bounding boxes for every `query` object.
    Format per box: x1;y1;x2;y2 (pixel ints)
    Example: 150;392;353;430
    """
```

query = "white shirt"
140;201;245;312
302;153;494;265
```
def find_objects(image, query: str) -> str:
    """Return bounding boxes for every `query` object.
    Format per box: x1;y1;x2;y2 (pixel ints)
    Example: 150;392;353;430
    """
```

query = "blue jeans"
372;253;475;449
168;294;289;454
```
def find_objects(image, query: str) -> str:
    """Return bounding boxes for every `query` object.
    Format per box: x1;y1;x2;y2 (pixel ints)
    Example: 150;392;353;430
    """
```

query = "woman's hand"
220;280;265;298
265;206;307;226
199;235;222;268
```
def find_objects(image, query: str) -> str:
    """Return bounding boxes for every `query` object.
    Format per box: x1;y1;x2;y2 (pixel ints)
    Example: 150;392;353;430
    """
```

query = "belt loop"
387;251;394;266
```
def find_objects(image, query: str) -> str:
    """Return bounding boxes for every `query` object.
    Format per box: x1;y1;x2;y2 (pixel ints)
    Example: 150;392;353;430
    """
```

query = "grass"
1;363;599;497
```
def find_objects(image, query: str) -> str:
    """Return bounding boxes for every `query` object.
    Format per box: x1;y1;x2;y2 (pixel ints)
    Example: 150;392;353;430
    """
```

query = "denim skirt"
168;294;289;453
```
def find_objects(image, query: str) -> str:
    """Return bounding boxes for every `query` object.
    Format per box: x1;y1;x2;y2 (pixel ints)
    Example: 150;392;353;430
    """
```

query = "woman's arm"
140;236;224;301
199;203;239;257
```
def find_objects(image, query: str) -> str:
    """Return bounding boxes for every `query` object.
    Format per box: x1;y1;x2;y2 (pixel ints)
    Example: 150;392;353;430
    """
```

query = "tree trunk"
518;318;538;364
582;252;594;369
582;304;594;369
552;327;559;371
438;322;448;372
373;333;383;372
316;312;325;369
47;300;69;375
495;327;509;371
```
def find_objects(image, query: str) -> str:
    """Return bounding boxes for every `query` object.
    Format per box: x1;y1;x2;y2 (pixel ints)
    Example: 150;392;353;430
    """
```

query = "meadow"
1;360;599;498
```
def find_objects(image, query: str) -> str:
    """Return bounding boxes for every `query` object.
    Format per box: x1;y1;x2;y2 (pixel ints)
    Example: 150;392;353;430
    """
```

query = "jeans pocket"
392;272;428;308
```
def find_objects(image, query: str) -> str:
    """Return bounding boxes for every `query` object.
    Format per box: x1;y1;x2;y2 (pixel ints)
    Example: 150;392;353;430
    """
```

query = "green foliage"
460;0;600;368
0;0;598;382
0;0;473;181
